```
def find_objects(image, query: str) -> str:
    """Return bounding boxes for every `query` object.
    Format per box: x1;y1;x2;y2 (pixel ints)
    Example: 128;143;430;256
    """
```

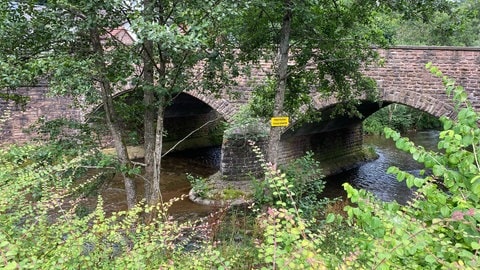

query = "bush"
252;149;330;220
343;64;480;269
0;144;236;269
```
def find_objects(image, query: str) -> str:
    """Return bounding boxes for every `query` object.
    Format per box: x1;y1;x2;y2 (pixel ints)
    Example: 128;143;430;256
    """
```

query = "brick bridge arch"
302;46;480;124
85;88;239;123
185;89;239;122
360;46;479;119
1;46;479;180
222;46;480;180
86;89;235;155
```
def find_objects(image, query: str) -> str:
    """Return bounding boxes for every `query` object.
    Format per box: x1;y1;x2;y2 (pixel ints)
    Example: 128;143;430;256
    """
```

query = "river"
87;152;219;218
323;130;440;204
90;130;439;216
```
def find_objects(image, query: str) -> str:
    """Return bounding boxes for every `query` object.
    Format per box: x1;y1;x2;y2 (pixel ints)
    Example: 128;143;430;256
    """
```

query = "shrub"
252;148;329;220
343;64;480;269
0;144;234;269
187;173;213;198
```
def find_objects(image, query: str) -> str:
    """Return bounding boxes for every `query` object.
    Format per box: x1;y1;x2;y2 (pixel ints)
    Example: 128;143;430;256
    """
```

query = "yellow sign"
271;117;289;127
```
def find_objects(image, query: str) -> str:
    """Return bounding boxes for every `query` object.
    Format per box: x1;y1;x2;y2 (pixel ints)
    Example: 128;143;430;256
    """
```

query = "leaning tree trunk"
267;0;292;166
90;27;137;209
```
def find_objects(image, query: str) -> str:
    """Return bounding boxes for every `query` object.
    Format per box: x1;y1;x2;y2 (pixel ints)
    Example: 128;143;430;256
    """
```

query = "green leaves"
344;69;480;269
384;0;480;47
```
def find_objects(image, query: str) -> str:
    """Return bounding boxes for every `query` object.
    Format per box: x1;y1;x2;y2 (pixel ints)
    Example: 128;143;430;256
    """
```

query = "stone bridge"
1;46;479;179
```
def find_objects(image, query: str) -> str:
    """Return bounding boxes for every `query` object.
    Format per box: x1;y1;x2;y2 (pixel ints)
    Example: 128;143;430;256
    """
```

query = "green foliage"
187;174;212;198
256;207;322;269
234;0;389;119
187;174;246;201
363;104;441;135
0;142;115;203
224;105;269;140
222;188;245;200
0;144;238;269
343;66;480;268
0;0;247;210
377;0;480;46
27;117;101;152
253;159;363;269
253;147;329;220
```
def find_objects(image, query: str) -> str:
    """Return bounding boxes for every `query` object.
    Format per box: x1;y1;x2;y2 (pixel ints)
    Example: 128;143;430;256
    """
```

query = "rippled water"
323;130;440;204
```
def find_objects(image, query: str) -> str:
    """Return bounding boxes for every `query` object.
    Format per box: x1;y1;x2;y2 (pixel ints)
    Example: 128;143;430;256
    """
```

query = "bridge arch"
309;89;455;123
185;89;239;122
87;90;229;161
0;46;478;177
275;89;450;177
87;88;238;123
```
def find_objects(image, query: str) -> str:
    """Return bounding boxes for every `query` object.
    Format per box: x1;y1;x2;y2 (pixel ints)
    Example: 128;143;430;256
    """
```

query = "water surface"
323;130;440;204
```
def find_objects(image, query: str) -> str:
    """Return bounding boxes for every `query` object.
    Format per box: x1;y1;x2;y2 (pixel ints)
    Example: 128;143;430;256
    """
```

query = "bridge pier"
220;123;373;181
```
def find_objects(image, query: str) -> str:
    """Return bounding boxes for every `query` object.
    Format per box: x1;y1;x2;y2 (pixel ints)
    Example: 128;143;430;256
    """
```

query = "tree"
233;0;388;165
232;0;453;166
0;1;138;208
377;0;480;46
268;0;292;167
0;0;238;211
129;0;239;215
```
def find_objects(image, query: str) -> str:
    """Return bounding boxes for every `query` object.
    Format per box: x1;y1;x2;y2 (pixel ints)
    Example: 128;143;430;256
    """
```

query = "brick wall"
310;124;364;161
363;46;480;118
0;84;84;145
277;135;312;164
220;138;267;181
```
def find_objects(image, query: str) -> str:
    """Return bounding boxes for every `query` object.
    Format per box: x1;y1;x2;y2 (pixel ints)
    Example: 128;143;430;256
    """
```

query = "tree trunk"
142;1;168;222
142;0;155;201
267;0;292;166
152;97;166;205
90;27;137;209
142;0;167;209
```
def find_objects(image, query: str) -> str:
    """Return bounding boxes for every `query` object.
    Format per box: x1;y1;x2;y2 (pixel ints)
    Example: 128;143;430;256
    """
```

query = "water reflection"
85;147;220;218
323;130;440;204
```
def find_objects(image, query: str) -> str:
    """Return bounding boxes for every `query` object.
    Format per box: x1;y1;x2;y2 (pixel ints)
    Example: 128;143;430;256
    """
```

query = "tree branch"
162;116;223;157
